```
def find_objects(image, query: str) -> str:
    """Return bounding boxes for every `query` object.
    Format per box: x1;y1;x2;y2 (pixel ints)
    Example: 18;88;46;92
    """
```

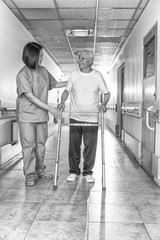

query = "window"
144;25;157;79
144;37;155;78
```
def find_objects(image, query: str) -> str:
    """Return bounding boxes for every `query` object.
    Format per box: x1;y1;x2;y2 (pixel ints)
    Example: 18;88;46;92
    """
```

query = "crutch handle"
99;105;107;113
57;107;64;120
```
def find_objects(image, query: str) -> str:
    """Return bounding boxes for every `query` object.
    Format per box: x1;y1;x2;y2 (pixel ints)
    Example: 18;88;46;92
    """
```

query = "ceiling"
3;0;150;74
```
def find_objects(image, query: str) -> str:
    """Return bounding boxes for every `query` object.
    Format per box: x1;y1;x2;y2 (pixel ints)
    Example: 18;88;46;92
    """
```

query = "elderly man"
58;50;110;183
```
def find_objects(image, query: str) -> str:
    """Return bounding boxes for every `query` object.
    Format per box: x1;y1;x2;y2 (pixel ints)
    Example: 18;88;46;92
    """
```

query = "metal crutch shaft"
101;109;106;191
53;109;62;190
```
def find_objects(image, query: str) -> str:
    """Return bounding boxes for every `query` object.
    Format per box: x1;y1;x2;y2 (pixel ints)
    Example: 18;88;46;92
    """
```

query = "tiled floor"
0;123;160;240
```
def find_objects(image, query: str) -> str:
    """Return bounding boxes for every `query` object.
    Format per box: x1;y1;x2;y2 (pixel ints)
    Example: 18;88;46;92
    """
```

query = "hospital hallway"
0;123;160;240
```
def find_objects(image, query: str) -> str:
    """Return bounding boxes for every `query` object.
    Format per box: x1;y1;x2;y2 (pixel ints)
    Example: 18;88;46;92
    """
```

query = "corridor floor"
0;123;160;240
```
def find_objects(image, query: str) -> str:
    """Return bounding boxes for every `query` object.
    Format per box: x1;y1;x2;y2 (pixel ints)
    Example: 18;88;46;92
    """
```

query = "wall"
108;0;160;163
0;1;65;167
109;1;158;121
0;1;63;108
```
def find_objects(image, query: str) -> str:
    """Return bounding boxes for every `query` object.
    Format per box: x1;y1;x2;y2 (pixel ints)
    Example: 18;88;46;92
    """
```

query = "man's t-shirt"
65;69;109;122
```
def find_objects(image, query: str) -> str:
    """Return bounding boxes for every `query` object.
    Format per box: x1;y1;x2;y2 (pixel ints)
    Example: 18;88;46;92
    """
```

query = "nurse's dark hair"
22;42;43;69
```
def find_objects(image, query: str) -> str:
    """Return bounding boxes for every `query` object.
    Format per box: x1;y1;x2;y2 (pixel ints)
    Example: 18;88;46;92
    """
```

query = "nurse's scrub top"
16;65;57;123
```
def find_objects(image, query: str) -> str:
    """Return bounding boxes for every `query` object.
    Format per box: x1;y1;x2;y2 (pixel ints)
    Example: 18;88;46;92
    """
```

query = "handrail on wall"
106;104;117;112
0;108;16;119
121;101;142;118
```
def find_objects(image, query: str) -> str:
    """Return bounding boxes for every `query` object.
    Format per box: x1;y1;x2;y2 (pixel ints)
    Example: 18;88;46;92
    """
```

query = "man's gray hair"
80;50;94;61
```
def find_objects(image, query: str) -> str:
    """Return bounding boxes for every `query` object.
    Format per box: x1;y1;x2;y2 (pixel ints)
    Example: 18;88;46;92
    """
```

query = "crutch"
53;108;63;190
53;110;106;191
100;108;106;191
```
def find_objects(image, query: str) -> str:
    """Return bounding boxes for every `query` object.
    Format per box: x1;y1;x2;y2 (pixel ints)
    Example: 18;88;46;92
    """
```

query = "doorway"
141;24;157;175
117;63;125;137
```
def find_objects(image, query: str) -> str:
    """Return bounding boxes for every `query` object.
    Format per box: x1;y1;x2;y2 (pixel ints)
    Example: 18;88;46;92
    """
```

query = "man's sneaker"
67;173;78;182
84;175;95;183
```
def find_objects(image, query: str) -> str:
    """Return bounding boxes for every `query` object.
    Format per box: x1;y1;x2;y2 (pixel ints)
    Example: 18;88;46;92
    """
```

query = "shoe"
84;175;95;183
38;171;53;179
25;178;36;187
67;173;78;182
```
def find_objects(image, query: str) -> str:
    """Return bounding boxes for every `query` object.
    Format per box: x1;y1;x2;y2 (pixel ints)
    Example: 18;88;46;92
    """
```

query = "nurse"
16;42;67;187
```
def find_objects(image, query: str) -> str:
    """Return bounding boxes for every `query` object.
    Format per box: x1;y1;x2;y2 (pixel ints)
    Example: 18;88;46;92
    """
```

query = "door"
117;63;125;137
141;24;157;175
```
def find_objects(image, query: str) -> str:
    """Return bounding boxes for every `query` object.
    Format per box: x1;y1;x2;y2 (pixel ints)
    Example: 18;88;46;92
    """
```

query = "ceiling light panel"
96;42;120;48
60;64;78;73
94;59;112;65
72;47;94;52
59;9;95;20
12;0;55;8
58;59;75;63
94;57;112;62
66;29;94;37
63;20;94;29
110;9;135;19
57;57;74;61
97;20;110;29
20;9;59;20
98;9;112;20
96;48;117;55
53;51;73;57
70;42;94;48
45;42;70;48
98;20;130;29
98;8;135;20
50;47;71;52
109;20;130;29
97;29;126;37
39;36;67;42
28;20;65;36
56;0;96;8
99;0;142;8
72;29;90;37
96;37;122;43
69;36;94;42
94;54;114;60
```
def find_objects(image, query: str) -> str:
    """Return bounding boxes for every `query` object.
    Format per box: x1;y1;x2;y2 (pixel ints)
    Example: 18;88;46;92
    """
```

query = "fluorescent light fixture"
66;29;94;37
72;29;88;37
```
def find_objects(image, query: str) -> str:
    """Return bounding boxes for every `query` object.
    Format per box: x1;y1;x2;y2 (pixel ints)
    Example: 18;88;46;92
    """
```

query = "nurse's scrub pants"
19;122;48;179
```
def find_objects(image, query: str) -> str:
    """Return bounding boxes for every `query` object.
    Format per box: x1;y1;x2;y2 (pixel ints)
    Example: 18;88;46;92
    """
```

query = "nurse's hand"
49;107;60;119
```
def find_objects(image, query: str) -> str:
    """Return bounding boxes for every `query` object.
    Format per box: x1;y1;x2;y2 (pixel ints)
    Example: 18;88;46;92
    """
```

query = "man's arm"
55;81;68;88
24;92;59;117
57;90;69;110
98;91;111;112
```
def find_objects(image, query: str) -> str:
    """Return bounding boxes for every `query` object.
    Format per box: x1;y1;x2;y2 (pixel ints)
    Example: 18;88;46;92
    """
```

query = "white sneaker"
67;173;78;182
84;175;95;183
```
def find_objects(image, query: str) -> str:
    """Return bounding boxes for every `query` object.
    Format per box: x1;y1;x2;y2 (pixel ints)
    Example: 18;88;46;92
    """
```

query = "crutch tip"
53;185;57;190
102;186;106;191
